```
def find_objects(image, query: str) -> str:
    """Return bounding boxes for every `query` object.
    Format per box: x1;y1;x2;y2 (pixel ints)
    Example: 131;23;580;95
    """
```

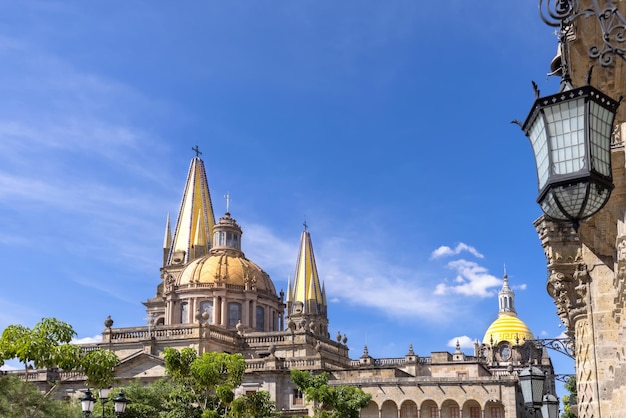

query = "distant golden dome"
482;314;534;345
177;250;277;294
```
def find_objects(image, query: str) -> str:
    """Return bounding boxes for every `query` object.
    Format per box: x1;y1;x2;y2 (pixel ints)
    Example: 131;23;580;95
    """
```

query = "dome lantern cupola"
482;271;533;345
498;271;516;315
212;212;243;253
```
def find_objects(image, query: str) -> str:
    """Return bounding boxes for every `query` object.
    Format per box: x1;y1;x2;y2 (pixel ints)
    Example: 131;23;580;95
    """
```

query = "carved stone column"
535;216;587;338
535;216;600;418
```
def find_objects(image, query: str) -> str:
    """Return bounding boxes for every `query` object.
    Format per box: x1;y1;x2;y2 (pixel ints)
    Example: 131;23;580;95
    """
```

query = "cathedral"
15;154;556;417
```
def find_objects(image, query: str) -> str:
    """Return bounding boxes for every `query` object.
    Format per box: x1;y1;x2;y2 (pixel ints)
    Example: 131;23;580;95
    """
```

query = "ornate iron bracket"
554;373;576;382
540;0;626;67
525;337;576;359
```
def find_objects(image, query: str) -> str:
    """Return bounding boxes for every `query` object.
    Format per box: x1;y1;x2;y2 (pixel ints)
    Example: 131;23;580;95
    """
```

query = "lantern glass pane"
114;401;126;413
531;376;545;405
553;183;587;219
529;114;549;189
520;384;533;406
589;101;614;176
581;183;610;218
544;99;586;175
540;192;567;220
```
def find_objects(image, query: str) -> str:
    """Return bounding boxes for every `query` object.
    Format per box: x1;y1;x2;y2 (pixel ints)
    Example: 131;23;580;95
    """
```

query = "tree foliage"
0;318;119;418
290;369;371;418
231;390;280;418
163;348;248;417
561;376;577;418
0;374;81;418
0;318;79;370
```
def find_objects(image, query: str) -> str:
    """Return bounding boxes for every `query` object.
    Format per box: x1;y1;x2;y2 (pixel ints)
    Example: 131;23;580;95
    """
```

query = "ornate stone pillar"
535;216;600;418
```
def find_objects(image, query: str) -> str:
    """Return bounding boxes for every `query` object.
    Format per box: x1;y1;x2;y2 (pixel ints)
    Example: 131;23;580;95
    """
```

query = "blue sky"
0;0;574;393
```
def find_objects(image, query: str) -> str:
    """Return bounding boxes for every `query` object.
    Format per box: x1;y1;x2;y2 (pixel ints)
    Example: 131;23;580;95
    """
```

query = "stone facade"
530;2;626;417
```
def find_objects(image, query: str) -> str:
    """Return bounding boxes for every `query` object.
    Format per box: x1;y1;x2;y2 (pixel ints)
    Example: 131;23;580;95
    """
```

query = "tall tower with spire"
165;155;216;267
286;226;328;337
145;151;283;332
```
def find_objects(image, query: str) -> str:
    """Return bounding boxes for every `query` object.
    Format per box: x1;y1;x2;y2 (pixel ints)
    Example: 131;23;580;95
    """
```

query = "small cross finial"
192;145;202;157
224;193;231;213
303;220;308;231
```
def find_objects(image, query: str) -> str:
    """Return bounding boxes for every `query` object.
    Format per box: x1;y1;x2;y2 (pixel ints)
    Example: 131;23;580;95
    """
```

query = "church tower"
286;226;328;337
144;152;283;331
165;154;216;266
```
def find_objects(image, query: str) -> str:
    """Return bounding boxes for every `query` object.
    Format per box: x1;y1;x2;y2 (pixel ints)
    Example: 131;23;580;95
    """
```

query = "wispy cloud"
431;243;484;259
434;259;501;297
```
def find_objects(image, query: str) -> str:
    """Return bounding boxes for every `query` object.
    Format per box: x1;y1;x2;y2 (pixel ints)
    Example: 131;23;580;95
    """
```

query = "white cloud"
434;259;501;297
430;243;484;260
72;335;103;344
447;335;476;350
318;237;455;321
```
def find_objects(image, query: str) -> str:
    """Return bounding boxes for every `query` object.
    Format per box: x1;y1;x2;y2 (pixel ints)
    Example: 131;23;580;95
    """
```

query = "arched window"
256;306;265;331
227;302;242;328
180;302;189;324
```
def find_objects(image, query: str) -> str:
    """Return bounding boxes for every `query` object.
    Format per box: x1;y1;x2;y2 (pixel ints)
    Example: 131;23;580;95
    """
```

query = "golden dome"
177;250;277;294
482;313;534;345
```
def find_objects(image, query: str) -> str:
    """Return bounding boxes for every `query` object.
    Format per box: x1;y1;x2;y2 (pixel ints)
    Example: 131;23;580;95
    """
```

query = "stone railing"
349;356;432;367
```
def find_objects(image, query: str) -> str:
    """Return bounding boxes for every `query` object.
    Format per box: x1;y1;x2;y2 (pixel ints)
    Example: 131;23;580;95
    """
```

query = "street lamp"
542;393;560;418
113;390;128;416
519;366;546;410
519;366;560;418
80;389;96;417
519;81;620;227
99;387;112;417
81;388;127;417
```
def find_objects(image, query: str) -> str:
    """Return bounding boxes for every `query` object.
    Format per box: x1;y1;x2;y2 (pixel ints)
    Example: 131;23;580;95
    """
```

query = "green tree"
163;348;247;417
0;318;119;418
231;390;280;418
0;374;81;418
112;380;173;418
290;369;371;418
561;376;577;418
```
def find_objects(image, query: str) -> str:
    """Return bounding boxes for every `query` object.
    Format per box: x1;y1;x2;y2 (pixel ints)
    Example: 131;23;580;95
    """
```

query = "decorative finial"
303;219;308;231
224;193;231;214
192;145;202;157
104;315;114;328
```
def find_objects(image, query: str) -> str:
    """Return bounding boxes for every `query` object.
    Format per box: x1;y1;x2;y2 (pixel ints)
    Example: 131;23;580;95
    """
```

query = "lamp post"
80;388;127;417
542;393;560;418
99;387;112;418
113;390;128;416
519;366;559;418
80;389;96;417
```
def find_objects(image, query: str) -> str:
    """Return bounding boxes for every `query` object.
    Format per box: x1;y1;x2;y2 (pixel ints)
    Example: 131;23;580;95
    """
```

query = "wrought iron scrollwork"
526;337;576;359
539;0;626;67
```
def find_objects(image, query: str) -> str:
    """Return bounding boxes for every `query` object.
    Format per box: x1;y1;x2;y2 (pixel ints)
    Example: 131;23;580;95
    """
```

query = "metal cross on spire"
192;145;202;157
224;193;231;214
303;219;308;231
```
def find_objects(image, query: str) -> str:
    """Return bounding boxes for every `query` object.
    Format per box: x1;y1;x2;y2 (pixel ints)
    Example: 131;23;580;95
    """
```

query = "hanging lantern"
521;84;620;225
519;366;546;408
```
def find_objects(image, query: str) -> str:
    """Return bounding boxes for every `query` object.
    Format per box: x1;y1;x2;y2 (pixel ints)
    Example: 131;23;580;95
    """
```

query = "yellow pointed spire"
291;229;324;313
167;155;216;265
163;212;172;250
162;213;172;266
